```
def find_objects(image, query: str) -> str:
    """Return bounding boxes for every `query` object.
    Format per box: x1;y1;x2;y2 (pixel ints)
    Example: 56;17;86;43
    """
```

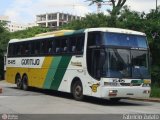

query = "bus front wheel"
22;75;29;91
16;74;22;89
72;81;84;101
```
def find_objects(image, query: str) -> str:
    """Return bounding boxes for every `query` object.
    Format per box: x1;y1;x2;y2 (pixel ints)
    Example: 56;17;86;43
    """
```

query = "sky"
0;0;158;24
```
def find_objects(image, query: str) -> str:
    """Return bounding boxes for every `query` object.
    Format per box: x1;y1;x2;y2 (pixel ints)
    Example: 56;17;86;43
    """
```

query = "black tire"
22;75;29;91
16;74;22;89
110;98;121;102
72;81;84;101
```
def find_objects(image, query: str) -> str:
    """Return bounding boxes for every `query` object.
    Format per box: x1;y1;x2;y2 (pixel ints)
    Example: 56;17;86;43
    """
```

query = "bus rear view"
86;28;151;100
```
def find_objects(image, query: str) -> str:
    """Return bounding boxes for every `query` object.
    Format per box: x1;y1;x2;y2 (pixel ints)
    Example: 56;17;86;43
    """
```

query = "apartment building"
36;12;82;29
0;16;37;32
0;16;10;23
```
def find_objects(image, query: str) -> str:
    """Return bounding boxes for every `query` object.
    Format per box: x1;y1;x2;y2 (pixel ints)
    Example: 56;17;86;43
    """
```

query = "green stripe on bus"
50;56;72;90
43;57;62;89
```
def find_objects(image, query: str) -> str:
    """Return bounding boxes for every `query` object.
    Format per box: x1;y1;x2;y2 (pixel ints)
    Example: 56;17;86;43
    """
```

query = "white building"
0;16;10;23
0;16;37;32
6;22;27;32
36;12;82;29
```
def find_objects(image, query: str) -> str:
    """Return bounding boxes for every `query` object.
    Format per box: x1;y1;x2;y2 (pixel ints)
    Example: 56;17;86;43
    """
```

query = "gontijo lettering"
21;59;40;65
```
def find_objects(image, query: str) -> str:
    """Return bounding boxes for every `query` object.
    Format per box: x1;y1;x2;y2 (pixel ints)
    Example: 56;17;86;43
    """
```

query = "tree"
86;0;105;5
0;22;10;54
0;22;10;80
61;13;110;29
86;0;127;26
108;0;127;26
116;5;144;30
10;26;52;39
86;0;106;13
110;0;127;16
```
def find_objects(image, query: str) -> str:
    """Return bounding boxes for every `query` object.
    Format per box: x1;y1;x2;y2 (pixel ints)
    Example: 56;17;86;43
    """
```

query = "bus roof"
9;27;146;43
86;28;146;36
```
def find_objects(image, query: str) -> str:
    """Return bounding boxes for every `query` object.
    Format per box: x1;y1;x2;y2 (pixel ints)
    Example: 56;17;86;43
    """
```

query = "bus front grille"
120;83;141;86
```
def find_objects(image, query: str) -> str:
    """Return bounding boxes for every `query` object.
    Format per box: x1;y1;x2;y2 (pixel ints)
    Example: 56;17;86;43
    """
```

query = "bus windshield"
101;49;150;79
87;31;150;79
102;32;148;48
131;50;150;79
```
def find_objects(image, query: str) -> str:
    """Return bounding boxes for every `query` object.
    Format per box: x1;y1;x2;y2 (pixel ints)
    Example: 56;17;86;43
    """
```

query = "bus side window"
13;43;19;56
35;41;40;55
55;38;61;54
40;40;46;54
62;38;69;53
52;40;56;54
24;42;30;55
88;32;101;46
16;44;21;56
76;35;84;53
46;40;52;54
56;47;60;53
72;46;76;52
70;37;77;53
29;41;35;55
8;44;14;57
20;44;25;55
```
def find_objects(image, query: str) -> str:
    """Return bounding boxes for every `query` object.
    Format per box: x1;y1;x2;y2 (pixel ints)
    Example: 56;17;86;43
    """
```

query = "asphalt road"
0;80;160;120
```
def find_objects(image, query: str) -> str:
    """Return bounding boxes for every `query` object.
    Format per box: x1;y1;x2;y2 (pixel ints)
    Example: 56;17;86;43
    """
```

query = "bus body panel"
6;28;151;100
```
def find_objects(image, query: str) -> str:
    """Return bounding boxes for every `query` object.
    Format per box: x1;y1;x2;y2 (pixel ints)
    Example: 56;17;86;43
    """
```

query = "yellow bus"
6;28;151;101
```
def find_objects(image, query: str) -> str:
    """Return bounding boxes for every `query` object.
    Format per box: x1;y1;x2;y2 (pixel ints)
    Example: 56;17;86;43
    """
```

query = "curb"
129;98;160;103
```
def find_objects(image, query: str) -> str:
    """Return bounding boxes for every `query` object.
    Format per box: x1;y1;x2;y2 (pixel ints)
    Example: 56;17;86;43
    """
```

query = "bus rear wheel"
72;81;84;101
22;75;29;91
16;75;22;89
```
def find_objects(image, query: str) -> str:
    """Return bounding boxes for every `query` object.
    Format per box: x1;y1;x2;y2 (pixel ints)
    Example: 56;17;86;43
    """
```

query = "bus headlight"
109;90;118;96
104;82;118;86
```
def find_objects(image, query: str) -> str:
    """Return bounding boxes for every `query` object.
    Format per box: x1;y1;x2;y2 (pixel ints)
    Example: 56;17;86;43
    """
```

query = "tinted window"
8;44;14;57
61;38;69;53
70;37;77;53
103;33;148;48
131;50;150;79
7;34;85;57
35;41;41;54
15;43;20;56
55;38;61;53
30;41;41;55
40;40;46;54
76;35;85;53
87;32;101;46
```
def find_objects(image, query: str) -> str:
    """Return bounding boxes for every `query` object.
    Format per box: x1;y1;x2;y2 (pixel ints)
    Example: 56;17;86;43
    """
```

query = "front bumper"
101;86;150;99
